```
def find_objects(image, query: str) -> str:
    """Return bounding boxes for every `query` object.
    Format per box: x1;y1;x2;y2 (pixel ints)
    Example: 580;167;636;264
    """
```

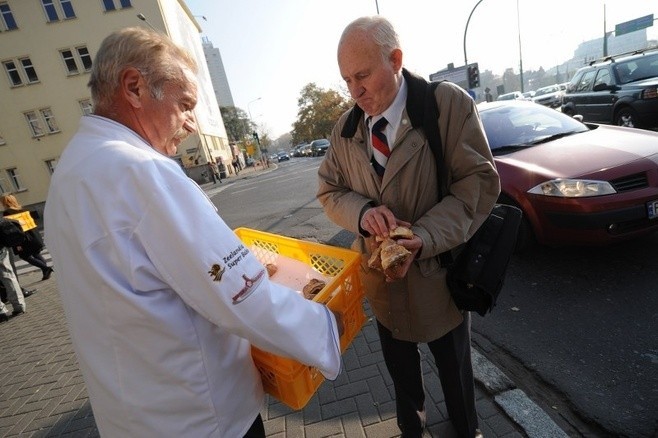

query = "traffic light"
467;63;480;89
252;131;260;144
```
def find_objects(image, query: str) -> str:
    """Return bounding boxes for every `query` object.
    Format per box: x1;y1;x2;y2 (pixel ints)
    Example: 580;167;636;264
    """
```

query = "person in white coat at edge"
44;27;342;438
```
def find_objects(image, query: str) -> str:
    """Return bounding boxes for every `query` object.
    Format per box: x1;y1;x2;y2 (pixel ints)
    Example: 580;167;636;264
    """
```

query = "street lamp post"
136;13;157;31
247;97;261;121
463;0;485;66
516;0;524;93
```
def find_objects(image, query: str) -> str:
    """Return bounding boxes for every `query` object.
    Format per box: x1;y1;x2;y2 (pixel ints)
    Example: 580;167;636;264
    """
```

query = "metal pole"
603;4;608;57
463;0;485;66
517;0;524;93
375;0;380;14
247;97;261;121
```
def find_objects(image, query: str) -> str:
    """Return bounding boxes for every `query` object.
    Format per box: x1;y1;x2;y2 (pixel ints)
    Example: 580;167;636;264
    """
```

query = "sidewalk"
1;171;568;437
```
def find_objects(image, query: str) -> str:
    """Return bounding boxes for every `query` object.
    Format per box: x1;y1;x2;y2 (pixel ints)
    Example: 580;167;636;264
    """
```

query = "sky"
183;0;657;139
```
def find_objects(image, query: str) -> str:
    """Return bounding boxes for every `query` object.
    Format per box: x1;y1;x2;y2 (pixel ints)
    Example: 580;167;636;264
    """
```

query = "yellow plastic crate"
234;227;366;410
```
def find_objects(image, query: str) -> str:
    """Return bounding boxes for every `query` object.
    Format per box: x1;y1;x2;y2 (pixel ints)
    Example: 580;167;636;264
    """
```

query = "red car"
478;100;658;250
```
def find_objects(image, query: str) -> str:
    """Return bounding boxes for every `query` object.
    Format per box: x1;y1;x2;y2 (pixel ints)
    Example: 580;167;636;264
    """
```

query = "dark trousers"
243;414;265;438
20;252;49;273
376;313;478;438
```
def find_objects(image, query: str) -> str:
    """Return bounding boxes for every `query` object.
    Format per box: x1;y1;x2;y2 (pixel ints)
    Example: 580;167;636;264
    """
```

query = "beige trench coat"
318;73;500;342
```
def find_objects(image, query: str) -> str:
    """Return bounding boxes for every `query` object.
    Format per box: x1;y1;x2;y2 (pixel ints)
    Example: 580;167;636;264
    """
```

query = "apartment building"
203;36;234;107
0;0;231;214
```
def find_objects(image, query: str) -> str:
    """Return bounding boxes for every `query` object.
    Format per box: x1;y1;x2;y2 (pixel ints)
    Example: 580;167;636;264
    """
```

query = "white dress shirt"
45;115;341;437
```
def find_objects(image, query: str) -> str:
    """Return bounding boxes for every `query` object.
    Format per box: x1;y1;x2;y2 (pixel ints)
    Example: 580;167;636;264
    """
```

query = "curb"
472;349;567;438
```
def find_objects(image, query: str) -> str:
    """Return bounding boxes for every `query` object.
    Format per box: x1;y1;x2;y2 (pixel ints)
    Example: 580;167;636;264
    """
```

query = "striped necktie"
370;117;389;178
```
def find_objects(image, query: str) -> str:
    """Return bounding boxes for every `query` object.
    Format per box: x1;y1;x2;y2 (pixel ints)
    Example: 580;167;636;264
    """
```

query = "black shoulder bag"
425;82;522;316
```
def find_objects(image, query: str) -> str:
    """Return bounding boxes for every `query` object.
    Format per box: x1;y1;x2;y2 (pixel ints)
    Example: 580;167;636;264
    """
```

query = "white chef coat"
44;115;341;437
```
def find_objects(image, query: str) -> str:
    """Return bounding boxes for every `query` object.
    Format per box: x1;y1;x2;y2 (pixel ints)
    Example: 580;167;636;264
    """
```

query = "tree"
219;106;253;143
291;83;351;144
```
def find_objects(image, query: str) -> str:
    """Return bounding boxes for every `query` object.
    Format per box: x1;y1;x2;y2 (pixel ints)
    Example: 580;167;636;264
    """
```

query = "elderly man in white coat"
44;27;341;438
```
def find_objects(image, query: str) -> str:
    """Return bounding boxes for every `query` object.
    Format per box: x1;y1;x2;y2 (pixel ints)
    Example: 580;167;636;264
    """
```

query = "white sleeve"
134;164;341;378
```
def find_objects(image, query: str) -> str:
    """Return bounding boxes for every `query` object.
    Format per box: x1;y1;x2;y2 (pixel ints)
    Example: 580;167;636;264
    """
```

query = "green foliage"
291;83;351;144
219;106;254;143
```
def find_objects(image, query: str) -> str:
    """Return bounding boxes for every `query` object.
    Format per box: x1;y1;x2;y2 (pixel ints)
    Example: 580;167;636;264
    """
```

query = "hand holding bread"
367;226;415;279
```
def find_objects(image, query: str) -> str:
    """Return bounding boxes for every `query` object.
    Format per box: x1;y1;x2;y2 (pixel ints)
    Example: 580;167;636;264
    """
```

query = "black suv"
561;49;658;130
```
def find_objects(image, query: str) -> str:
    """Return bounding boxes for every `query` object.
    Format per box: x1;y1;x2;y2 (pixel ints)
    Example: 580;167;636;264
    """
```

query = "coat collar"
341;68;429;138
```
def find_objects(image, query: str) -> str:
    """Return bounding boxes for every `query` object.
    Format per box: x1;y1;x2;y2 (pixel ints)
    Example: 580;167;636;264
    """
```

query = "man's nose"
183;116;197;134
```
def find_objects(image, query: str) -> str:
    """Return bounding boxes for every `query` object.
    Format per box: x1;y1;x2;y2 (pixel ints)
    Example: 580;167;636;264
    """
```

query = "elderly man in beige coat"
317;16;500;438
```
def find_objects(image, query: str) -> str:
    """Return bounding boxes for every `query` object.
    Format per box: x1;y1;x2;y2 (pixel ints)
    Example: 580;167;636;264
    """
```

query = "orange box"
234;227;365;410
5;211;37;231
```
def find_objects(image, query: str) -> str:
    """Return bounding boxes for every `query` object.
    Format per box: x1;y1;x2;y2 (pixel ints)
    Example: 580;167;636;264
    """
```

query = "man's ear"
390;48;403;72
120;67;144;108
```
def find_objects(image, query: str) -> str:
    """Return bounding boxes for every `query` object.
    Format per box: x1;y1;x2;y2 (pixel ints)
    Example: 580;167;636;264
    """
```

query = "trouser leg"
427;312;478;437
242;413;265;438
0;248;25;312
376;320;426;437
21;253;49;271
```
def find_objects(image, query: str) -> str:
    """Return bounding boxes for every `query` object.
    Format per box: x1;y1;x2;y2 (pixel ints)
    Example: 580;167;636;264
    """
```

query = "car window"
566;71;584;93
480;104;588;150
594;68;611;88
575;70;597;92
535;85;559;96
629;53;658;81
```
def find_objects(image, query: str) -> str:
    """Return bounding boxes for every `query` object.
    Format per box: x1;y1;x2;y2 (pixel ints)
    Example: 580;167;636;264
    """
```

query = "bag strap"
423;81;455;267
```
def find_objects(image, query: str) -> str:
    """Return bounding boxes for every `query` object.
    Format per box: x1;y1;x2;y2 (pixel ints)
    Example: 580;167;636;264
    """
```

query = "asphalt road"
212;157;658;437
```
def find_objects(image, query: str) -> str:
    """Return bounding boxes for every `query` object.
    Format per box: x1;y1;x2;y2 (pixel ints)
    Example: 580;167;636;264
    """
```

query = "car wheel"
562;107;574;117
615;107;640;128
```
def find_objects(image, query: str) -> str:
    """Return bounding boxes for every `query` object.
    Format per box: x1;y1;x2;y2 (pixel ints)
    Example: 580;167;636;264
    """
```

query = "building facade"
0;0;231;214
202;36;234;107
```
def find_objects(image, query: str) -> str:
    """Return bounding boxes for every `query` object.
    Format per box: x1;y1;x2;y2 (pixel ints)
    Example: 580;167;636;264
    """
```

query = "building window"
60;46;92;75
0;2;17;30
6;168;24;191
42;108;59;132
24;108;60;137
79;99;93;115
102;0;132;11
45;159;58;174
3;57;39;87
42;0;76;22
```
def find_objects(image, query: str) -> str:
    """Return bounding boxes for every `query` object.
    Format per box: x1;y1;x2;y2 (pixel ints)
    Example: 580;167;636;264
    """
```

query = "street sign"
615;14;654;37
430;65;468;83
429;62;480;90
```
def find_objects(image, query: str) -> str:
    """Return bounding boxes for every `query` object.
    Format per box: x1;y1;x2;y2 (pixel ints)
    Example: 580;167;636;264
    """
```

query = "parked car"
309;139;330;157
301;143;313;157
561;48;658;129
276;151;290;162
531;84;564;108
496;91;523;101
521;91;535;100
293;143;308;157
478;99;658;250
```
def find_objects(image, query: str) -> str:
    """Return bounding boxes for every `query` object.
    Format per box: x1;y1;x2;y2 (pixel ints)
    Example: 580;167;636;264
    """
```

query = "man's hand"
360;205;410;238
384;235;422;282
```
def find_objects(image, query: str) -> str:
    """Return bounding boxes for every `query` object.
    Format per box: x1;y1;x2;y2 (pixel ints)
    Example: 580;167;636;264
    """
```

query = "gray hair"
88;27;198;112
339;16;401;61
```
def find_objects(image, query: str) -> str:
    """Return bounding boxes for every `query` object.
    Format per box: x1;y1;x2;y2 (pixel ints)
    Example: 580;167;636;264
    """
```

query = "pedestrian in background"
0;219;27;322
45;27;341;438
485;87;493;102
318;16;499;437
1;194;53;281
